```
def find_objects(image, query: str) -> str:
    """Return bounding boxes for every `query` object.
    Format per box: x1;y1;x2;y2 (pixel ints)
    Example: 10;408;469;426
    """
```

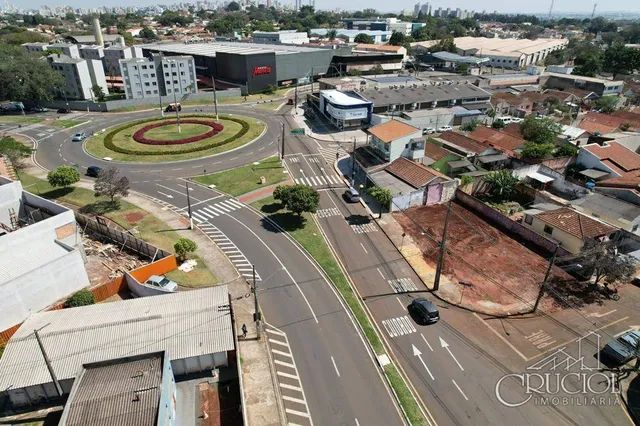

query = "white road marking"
360;242;368;253
269;338;288;346
452;379;469;401
382;316;416;338
157;191;173;199
421;333;434;351
282;395;307;405
396;297;405;310
274;359;296;368
201;207;220;217
377;268;385;279
439;337;464;371
286;408;311;418
330;356;341;377
588;309;617;318
412;344;435;380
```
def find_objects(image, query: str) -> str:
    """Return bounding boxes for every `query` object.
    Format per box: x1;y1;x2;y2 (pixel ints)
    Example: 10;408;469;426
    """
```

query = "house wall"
576;147;621;177
525;216;585;254
171;352;228;376
158;355;178;426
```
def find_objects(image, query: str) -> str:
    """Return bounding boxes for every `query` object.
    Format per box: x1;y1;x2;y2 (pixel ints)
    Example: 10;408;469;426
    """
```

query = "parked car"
601;330;640;365
422;127;436;135
408;297;440;325
510;117;524;124
436;125;453;132
343;186;360;203
57;107;71;114
27;106;47;113
495;116;513;124
72;132;87;142
164;102;182;112
144;275;178;292
86;166;102;177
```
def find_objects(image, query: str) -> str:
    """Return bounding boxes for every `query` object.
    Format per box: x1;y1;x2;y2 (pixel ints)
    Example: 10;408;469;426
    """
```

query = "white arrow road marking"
412;344;435;380
157;191;174;199
440;337;464;371
588;309;617;318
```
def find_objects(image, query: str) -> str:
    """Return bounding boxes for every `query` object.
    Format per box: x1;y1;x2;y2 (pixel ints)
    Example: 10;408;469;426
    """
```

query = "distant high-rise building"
413;2;420;16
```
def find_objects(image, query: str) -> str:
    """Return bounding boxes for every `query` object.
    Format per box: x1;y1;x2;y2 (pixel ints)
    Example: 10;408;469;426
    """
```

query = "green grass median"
194;156;287;196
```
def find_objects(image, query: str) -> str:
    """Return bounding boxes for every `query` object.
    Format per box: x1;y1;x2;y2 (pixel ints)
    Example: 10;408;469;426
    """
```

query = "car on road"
343;186;361;203
422;127;435;135
72;132;87;142
86;166;102;177
57;107;71;114
144;275;178;292
408;297;440;325
436;125;453;133
510;117;524;124
165;103;182;112
601;330;640;365
494;116;513;125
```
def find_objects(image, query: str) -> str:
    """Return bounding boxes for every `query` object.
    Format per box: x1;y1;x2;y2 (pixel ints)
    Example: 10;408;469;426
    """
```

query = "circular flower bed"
132;119;224;145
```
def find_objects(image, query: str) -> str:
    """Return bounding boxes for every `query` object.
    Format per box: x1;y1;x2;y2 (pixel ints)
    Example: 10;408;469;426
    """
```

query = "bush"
132;119;223;145
47;165;80;188
460;119;479;132
65;289;95;308
103;115;250;156
174;238;197;261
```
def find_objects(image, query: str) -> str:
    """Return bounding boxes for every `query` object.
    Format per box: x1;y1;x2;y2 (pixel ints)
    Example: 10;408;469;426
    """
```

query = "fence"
76;212;170;261
455;189;570;257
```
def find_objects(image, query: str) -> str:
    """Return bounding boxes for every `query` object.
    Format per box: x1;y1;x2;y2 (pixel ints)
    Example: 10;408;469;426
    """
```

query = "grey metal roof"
579;168;610;179
477;153;509;163
571;193;640;225
361;84;491;107
141;41;328;57
60;352;164;426
0;285;233;390
431;51;490;64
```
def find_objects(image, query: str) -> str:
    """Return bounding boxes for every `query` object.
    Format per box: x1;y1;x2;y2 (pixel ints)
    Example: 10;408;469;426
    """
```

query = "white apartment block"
120;55;197;100
103;45;143;77
79;45;105;61
85;59;109;97
22;42;80;59
48;55;95;100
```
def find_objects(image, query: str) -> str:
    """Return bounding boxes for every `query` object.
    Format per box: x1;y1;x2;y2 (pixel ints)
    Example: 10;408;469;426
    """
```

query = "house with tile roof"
432;131;509;173
468;126;526;158
523;207;616;254
364;119;424;162
578;112;639;135
577;142;640;179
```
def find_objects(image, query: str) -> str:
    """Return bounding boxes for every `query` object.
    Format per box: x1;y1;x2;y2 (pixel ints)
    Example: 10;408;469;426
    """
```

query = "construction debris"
178;259;197;273
83;236;147;282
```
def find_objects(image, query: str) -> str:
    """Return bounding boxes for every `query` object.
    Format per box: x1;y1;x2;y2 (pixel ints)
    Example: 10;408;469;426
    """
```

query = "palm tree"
483;170;519;202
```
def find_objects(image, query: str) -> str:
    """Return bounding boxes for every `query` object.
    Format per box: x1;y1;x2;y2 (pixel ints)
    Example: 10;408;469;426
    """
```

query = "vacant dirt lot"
394;202;573;312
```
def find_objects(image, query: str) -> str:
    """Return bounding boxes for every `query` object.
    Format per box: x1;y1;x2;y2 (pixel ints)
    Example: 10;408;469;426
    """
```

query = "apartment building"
103;45;143;77
120;55;197;100
48;54;95;100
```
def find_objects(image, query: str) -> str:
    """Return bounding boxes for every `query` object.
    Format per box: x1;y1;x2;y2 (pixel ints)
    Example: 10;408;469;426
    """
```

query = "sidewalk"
237;179;292;204
290;107;367;143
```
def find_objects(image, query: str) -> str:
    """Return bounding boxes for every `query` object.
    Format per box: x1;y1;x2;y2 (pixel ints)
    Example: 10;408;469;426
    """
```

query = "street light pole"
281;122;285;159
351;137;356;185
533;245;559;313
211;73;219;121
185;181;193;230
252;265;261;339
168;60;181;132
433;201;452;291
159;90;164;118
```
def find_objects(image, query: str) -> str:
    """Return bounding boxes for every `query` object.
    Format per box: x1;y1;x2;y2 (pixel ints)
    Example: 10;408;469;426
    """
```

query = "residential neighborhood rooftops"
533;207;616;240
0;285;233;391
385;157;445;188
583;142;640;174
570;193;640;230
468;126;526;156
544;72;624;87
578;112;640;135
438;131;487;154
360;84;491;107
366;119;420;143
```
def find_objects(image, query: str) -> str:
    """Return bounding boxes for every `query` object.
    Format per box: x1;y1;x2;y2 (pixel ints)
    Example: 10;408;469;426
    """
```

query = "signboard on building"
252;66;272;77
326;104;368;120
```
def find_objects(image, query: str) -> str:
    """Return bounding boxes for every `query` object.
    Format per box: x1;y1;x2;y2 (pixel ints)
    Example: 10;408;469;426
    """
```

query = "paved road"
23;107;404;426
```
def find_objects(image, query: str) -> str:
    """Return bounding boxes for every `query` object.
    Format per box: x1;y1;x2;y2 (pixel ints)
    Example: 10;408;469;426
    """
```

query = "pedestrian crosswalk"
388;278;418;293
315;207;341;218
294;174;342;187
198;222;261;281
382;316;417;338
190;198;245;222
317;143;348;165
350;223;378;234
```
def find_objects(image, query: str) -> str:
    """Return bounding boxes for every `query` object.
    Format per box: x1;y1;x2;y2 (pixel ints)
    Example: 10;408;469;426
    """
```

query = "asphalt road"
22;106;403;426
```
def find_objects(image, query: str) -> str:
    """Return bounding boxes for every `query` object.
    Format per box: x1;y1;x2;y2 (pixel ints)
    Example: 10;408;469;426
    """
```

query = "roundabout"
85;113;266;163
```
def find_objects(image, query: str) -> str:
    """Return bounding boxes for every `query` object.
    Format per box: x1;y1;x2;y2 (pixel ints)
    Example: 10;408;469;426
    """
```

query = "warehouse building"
141;42;351;94
0;285;234;408
252;30;309;45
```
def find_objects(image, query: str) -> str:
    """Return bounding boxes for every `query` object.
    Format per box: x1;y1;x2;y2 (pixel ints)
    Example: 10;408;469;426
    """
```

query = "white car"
144;275;178;292
510;117;524;124
495;116;513;124
437;125;453;132
422;127;436;135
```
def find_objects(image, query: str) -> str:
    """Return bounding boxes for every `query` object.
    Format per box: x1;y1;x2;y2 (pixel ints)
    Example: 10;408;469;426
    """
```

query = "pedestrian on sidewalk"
241;323;248;339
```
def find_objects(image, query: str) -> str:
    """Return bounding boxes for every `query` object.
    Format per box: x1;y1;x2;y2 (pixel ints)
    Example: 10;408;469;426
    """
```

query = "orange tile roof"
578;120;618;135
424;142;453;161
355;43;404;53
578;112;638;134
468;126;525;156
366;120;420;143
535;207;616;240
438;131;486;154
583;142;640;173
385;157;446;188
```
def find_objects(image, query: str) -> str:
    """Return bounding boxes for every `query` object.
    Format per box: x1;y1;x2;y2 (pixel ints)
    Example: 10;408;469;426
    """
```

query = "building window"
145;90;151;94
144;82;150;86
525;215;533;225
163;64;168;68
153;90;158;94
179;63;184;67
167;89;172;93
142;65;147;69
152;82;157;86
543;225;553;235
150;73;155;77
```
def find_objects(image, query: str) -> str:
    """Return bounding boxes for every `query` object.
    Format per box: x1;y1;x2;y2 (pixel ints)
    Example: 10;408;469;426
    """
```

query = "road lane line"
330;356;341;377
420;333;433;351
452;379;469;401
355;418;360;426
473;313;529;361
274;359;296;368
266;328;286;336
269;338;288;346
279;383;302;391
285;408;311;418
396;297;405;310
359;242;368;253
377;268;385;279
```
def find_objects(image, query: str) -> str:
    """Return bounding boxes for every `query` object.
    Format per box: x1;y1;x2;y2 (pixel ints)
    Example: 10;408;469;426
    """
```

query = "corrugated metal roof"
0;286;233;390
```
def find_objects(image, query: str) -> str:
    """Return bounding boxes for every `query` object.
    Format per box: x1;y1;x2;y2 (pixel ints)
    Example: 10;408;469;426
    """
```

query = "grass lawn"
18;172;217;288
0;115;84;129
53;119;85;128
251;196;425;424
193;156;286;196
143;123;212;141
85;114;265;163
430;154;460;174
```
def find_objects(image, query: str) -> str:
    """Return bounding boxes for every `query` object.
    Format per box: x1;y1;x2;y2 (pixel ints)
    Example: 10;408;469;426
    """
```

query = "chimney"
92;17;104;47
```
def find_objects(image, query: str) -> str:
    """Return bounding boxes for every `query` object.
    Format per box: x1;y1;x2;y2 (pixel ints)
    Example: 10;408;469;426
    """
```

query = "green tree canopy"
226;1;241;11
354;33;375;44
174;238;197;261
139;26;157;40
273;184;320;216
0;46;63;103
520;116;561;145
430;37;457;53
521;142;555;159
602;43;640;76
65;289;95;308
595;95;619;113
484;170;519;202
47;165;80;188
368;185;393;217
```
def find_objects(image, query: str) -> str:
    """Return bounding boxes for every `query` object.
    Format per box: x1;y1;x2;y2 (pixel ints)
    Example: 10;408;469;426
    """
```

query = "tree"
431;37;457;53
0;45;64;103
47;165;80;188
94;167;130;202
580;242;636;289
457;63;470;75
572;56;602;77
602;43;640;76
174;238;197;261
327;29;337;40
354;33;374;44
460;119;479;132
389;31;406;46
595;95;619;113
65;289;95;308
555;144;578;157
483;170;519;202
139;26;157;40
521;141;555;159
118;31;134;46
492;120;506;129
368;186;393;218
273;184;319;216
92;84;106;102
520;116;561;145
226;1;241;11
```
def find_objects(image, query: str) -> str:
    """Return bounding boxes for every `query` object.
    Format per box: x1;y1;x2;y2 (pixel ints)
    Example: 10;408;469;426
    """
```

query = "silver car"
144;275;178;292
71;132;87;142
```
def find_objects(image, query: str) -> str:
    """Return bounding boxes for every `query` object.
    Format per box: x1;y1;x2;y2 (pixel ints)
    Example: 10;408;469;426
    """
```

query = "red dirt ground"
394;202;573;311
124;211;146;224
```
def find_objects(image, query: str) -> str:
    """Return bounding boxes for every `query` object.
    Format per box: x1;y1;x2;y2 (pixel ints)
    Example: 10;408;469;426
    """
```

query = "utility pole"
185;181;193;230
252;265;261;339
169;59;181;132
211;74;219;121
533;245;558;313
281;122;285;159
294;82;298;114
433;201;452;291
34;328;63;397
158;90;164;118
351;137;356;185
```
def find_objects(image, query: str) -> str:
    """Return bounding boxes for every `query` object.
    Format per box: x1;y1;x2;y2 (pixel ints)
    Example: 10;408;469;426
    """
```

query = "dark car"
57;107;71;114
601;330;640;366
408;297;440;325
86;166;102;178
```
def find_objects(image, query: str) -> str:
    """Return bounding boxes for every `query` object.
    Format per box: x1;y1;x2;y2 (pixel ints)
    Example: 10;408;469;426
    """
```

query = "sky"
24;0;640;14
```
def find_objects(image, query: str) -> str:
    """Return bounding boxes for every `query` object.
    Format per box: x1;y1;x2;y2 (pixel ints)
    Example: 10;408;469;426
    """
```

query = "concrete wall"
171;352;228;376
158;354;178;426
577;147;621;177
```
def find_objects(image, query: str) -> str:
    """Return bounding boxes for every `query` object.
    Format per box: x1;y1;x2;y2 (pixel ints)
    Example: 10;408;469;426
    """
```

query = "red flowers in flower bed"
132;119;224;145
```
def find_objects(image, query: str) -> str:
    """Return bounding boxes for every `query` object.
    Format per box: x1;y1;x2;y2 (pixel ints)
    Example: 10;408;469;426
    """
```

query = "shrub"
47;165;80;187
174;238;197;261
65;289;95;308
132;119;223;145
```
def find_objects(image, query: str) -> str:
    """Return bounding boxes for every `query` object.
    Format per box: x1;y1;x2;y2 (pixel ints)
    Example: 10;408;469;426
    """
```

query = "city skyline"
10;0;640;14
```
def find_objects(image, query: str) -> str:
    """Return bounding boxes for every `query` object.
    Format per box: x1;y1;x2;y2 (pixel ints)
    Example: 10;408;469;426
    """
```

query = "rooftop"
534;207;616;240
570;193;640;230
355;43;405;53
545;72;624;86
578;112;639;134
141;41;330;56
583;142;640;173
431;51;490;64
320;89;371;106
360;84;491;107
0;285;233;391
59;352;165;426
468;126;525;156
385;157;445;188
366;119;420;143
437;131;487;154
